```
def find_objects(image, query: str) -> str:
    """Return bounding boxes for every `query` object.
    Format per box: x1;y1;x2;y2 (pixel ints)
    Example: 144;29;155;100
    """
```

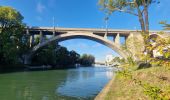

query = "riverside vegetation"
103;31;170;99
98;0;170;99
0;6;95;71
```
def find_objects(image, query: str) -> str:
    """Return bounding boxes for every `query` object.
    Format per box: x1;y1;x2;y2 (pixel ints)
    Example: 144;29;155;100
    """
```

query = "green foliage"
133;78;165;100
31;43;81;68
0;6;23;28
134;80;170;100
55;46;80;67
149;33;170;66
137;30;170;68
143;83;162;100
80;54;95;66
32;43;56;66
127;56;136;66
69;50;80;65
111;56;125;64
0;6;28;66
98;0;158;14
118;68;170;100
160;21;170;30
117;69;132;79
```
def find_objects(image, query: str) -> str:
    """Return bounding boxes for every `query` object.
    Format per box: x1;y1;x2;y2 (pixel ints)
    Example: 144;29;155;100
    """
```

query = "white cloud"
36;2;46;13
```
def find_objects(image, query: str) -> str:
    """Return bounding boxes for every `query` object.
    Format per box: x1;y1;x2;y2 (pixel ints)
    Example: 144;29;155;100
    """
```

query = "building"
105;55;114;66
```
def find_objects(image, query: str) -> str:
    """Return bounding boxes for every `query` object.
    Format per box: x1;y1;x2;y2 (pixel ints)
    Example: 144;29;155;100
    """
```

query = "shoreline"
94;76;115;100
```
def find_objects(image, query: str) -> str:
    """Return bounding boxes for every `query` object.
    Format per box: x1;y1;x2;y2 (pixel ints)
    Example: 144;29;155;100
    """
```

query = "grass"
105;66;170;100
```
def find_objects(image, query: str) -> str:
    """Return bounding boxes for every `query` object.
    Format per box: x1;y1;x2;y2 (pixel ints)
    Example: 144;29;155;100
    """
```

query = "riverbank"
97;66;170;100
94;75;115;100
0;64;96;74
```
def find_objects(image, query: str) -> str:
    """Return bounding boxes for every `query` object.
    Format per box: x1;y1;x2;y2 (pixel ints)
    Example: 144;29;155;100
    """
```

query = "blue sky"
1;0;170;62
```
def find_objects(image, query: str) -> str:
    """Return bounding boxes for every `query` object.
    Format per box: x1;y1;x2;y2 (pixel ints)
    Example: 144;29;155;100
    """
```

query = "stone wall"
125;32;145;61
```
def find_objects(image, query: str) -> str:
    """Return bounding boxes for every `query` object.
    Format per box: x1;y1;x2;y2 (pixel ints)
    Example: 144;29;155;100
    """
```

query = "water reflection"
57;67;114;99
0;66;115;100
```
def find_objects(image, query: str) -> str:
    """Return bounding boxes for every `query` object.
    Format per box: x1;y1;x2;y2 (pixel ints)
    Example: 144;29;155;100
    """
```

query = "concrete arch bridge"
25;27;170;63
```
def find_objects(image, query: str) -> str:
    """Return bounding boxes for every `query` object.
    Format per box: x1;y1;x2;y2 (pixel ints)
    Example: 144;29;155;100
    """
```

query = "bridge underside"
31;32;128;59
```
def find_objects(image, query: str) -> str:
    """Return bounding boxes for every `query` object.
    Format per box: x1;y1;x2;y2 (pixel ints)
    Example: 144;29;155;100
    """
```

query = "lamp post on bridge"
104;16;109;38
52;17;59;47
53;17;55;37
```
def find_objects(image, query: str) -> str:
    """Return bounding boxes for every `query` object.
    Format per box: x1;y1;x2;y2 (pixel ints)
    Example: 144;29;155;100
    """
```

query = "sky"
1;0;170;62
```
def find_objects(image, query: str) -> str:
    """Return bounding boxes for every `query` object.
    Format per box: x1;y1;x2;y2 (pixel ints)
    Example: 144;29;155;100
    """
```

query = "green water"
0;66;115;100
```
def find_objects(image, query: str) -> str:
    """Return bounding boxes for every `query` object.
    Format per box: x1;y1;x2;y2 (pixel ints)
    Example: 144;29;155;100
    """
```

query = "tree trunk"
134;1;146;32
143;5;152;56
144;5;149;34
138;11;146;32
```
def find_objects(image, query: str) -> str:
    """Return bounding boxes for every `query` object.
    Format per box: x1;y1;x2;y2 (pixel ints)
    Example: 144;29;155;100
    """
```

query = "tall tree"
0;6;26;65
98;0;159;47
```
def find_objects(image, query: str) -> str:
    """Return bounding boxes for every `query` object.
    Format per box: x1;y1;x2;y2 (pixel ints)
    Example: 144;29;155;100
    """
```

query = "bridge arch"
31;32;128;59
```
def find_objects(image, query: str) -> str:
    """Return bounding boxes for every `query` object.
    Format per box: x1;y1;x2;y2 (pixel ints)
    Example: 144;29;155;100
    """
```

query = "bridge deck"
26;27;170;36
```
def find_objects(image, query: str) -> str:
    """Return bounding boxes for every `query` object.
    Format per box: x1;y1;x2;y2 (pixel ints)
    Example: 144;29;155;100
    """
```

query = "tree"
31;47;56;66
80;54;95;66
31;42;56;66
31;43;81;68
68;50;80;65
0;6;26;65
55;46;70;67
98;0;160;53
99;0;159;33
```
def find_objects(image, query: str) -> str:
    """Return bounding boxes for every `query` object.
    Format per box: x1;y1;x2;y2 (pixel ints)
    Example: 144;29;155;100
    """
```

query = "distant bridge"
24;27;170;64
95;62;105;65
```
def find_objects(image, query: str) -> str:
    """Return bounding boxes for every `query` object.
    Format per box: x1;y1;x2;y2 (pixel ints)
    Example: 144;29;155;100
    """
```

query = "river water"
0;66;116;100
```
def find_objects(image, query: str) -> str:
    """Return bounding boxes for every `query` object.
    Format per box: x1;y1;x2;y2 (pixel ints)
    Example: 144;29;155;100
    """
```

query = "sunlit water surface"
0;66;116;100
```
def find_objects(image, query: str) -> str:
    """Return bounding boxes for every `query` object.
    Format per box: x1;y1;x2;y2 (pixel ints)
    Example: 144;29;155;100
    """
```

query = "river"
0;66;116;100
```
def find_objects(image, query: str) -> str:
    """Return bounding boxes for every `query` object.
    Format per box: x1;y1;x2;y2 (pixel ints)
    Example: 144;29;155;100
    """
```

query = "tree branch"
141;9;145;14
141;0;145;5
147;0;151;6
126;2;135;4
114;8;138;16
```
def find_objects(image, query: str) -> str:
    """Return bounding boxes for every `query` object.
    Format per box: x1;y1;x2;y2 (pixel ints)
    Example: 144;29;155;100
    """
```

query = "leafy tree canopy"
0;6;26;65
0;6;23;29
98;0;159;33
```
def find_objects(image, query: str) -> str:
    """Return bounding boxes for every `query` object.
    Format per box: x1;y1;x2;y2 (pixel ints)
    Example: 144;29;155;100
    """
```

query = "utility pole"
104;16;109;38
52;17;59;47
53;17;55;36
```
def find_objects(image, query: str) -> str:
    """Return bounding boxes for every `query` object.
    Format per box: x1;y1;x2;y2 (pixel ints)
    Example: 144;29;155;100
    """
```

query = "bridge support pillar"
26;28;29;35
115;33;120;45
39;31;45;44
53;31;55;37
104;32;107;39
29;34;35;47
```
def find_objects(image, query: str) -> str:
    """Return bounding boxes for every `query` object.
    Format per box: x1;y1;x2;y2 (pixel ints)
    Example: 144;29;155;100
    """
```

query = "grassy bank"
105;66;170;100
